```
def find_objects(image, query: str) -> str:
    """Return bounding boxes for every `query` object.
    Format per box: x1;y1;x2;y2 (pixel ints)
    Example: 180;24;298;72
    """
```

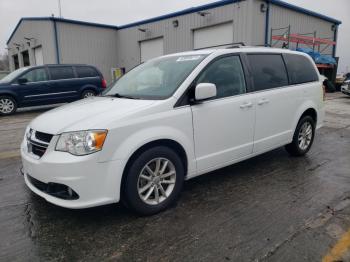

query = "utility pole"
58;0;62;18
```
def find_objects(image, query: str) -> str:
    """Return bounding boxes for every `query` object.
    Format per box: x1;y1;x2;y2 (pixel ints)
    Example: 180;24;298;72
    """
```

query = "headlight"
24;126;31;140
55;130;108;156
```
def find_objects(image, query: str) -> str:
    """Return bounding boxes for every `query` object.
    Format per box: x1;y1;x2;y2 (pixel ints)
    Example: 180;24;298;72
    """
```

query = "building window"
22;50;30;66
13;54;19;69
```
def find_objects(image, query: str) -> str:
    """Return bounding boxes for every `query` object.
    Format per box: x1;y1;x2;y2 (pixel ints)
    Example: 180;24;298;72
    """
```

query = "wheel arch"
300;108;317;123
292;102;318;134
80;85;99;95
0;92;21;108
120;139;188;193
0;92;19;103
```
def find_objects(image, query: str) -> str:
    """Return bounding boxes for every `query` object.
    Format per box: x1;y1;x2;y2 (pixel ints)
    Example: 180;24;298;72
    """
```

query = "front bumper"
21;137;126;209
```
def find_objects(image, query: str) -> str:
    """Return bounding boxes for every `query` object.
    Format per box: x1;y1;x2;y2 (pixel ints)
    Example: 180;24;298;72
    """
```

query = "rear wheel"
81;90;95;99
122;146;185;215
0;96;17;115
285;116;315;156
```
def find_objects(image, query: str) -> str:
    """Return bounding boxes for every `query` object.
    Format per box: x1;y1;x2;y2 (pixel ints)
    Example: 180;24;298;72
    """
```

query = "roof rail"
193;42;245;50
225;42;246;48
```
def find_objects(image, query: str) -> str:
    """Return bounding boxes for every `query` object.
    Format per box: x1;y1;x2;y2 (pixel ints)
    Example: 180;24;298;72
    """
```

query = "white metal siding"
269;4;335;55
7;20;57;71
193;22;234;49
250;0;267;46
56;22;118;83
34;46;44;65
116;1;252;71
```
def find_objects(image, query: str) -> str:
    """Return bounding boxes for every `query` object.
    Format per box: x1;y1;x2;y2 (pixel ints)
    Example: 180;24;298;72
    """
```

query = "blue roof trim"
7;0;341;45
118;0;241;29
268;0;342;25
7;17;117;44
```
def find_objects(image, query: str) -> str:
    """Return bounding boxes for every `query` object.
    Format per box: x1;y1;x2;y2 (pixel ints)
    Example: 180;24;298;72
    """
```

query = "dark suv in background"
0;64;106;115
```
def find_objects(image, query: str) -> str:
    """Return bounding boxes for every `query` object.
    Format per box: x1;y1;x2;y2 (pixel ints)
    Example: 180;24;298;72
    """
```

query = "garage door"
140;37;164;63
193;22;234;50
34;46;44;65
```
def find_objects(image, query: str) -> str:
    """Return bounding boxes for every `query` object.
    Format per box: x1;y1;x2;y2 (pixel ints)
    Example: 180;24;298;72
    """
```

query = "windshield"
0;67;30;83
104;54;207;99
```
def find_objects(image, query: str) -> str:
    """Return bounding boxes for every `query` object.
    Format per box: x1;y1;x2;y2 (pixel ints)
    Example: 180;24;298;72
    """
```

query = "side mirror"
195;83;217;101
17;78;28;84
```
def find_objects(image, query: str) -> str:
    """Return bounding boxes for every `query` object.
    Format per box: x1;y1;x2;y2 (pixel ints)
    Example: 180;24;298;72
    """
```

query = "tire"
122;146;185;216
0;96;17;115
285;115;315;156
81;90;96;99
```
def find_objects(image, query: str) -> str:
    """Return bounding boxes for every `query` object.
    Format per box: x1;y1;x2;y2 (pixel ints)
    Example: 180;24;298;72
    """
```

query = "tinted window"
49;66;75;80
76;66;99;78
21;68;48;83
284;54;318;84
248;54;288;91
196;56;246;99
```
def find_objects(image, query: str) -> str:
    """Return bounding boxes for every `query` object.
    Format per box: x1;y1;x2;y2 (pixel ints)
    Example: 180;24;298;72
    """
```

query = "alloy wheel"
137;157;176;205
0;98;15;114
298;121;313;150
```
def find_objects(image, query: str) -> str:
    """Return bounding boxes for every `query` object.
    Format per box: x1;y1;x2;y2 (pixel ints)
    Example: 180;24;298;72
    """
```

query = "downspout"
52;18;60;64
264;0;270;46
332;24;338;57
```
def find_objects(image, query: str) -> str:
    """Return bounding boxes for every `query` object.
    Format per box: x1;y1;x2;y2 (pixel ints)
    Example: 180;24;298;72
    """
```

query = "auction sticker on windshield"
176;56;203;62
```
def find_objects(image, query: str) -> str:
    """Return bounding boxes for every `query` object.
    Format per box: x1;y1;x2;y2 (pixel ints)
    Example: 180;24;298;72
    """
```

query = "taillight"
102;79;107;89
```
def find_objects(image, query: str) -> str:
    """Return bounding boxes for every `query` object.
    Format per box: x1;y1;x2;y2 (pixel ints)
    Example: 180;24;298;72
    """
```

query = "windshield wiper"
106;93;139;99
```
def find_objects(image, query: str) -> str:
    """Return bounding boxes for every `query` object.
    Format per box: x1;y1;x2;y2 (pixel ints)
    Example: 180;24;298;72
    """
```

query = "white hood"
30;96;156;134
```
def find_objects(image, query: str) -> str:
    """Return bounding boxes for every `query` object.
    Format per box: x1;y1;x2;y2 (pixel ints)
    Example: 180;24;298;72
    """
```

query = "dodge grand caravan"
21;48;325;215
0;64;106;115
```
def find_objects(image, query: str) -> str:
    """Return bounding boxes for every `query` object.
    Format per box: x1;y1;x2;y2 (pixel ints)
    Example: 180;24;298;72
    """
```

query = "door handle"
240;102;253;109
257;98;269;105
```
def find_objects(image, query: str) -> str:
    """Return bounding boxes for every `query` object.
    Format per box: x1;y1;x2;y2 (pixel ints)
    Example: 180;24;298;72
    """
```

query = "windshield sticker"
176;56;202;62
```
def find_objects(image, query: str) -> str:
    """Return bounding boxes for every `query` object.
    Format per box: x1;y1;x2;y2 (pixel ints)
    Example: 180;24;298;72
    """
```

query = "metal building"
7;0;341;82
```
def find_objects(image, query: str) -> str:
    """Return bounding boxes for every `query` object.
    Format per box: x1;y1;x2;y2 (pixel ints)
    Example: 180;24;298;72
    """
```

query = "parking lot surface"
0;93;350;261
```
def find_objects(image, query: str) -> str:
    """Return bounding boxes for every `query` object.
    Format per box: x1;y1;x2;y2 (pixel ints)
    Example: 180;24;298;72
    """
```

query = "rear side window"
49;66;75;80
248;54;288;91
283;54;318;84
76;66;99;78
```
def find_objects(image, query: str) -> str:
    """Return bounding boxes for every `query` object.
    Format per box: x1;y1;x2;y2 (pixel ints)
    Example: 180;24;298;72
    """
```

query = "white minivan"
21;47;325;215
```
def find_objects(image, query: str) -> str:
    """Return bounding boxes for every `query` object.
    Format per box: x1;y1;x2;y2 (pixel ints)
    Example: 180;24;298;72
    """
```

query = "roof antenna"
58;0;62;18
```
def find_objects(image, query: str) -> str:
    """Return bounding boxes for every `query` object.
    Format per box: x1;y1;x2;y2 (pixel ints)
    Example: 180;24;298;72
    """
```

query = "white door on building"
140;38;164;63
34;46;44;65
193;22;234;49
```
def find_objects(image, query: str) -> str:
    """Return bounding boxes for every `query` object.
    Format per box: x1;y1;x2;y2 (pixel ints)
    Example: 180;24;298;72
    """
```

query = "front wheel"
285;116;315;156
122;146;185;215
0;96;17;115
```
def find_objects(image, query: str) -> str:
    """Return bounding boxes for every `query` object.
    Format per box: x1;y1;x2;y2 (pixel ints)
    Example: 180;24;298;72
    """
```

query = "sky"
0;0;349;72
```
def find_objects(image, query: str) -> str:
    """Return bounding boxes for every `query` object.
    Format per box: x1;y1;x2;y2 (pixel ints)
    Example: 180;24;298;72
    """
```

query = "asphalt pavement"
0;93;350;261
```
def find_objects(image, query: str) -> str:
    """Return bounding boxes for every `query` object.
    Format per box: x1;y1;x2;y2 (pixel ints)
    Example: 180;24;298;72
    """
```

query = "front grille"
35;131;53;144
27;129;53;158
